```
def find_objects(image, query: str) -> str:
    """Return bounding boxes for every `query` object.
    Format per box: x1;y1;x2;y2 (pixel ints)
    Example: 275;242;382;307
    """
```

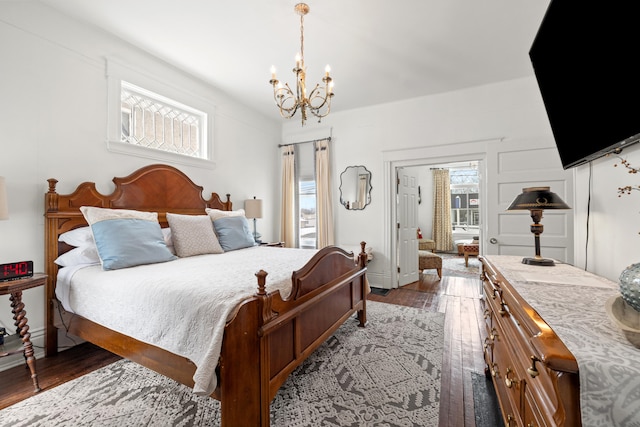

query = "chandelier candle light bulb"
269;3;333;125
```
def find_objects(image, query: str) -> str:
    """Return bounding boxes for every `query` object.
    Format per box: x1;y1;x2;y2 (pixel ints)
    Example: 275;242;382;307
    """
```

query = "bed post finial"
359;241;367;268
256;269;268;296
47;179;58;193
46;179;59;212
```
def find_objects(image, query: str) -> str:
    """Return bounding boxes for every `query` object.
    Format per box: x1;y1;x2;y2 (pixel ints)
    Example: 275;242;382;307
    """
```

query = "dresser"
479;255;640;426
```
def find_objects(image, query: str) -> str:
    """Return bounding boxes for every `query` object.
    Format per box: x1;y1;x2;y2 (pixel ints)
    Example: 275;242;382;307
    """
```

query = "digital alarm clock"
0;260;34;282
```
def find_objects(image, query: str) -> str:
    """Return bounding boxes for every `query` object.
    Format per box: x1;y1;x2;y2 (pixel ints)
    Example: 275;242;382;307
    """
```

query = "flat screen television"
529;1;640;170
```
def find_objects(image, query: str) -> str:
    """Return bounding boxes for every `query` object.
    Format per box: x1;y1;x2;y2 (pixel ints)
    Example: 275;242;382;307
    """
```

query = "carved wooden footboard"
44;164;368;427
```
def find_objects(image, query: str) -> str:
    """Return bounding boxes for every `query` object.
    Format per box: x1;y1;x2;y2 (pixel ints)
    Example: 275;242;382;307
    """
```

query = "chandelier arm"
273;83;300;119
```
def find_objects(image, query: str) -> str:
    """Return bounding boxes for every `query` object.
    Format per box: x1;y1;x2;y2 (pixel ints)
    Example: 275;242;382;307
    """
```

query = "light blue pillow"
80;207;176;270
213;216;256;251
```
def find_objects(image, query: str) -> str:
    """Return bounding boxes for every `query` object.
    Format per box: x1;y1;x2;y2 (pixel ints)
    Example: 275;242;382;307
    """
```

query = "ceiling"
37;0;551;121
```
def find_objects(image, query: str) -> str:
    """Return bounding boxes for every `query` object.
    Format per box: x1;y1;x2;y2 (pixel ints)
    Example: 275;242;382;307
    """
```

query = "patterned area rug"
439;252;481;278
1;302;444;427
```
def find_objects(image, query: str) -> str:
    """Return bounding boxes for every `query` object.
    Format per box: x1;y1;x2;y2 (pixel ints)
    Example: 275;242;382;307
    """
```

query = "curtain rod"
278;136;331;148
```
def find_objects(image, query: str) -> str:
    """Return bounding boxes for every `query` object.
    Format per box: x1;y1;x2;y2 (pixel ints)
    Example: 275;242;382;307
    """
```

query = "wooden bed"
43;163;368;426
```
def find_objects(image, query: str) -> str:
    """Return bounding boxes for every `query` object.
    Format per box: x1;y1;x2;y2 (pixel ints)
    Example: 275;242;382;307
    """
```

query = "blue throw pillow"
80;207;176;270
213;216;256;251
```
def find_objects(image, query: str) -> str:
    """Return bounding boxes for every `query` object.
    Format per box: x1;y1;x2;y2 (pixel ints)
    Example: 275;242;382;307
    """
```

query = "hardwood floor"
0;269;488;426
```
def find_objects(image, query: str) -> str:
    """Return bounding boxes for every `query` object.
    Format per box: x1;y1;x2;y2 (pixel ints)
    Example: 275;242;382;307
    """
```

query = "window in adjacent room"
120;81;207;159
449;165;479;231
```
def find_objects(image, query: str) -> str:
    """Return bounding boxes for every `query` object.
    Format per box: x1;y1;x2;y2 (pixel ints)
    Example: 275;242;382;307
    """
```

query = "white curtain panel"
315;139;334;248
280;145;296;247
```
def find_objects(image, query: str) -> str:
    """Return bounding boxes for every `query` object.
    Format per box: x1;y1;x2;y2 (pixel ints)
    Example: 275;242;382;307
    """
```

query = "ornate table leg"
10;290;41;393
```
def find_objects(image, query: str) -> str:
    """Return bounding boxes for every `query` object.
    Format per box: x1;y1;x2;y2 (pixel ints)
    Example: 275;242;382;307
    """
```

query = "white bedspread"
56;246;318;395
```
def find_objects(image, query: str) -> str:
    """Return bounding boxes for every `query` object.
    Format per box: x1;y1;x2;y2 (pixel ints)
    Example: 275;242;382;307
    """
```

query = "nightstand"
0;273;47;393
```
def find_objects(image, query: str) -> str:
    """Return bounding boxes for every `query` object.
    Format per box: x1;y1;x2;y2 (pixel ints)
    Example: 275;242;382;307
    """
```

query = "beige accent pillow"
205;208;245;222
166;213;224;257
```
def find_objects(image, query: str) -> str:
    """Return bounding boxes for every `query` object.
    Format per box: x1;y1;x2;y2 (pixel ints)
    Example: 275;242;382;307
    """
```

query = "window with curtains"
281;138;333;249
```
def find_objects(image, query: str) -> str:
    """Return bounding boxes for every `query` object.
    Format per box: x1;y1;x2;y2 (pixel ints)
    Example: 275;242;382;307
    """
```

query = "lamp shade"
244;197;263;219
507;187;570;211
0;176;8;220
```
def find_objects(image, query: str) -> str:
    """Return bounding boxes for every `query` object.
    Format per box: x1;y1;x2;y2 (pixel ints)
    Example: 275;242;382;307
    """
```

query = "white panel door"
484;139;574;264
397;167;419;287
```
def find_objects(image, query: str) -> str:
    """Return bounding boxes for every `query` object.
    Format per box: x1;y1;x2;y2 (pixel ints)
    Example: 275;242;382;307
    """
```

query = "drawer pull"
527;355;540;378
491;363;500;377
504;367;519;388
483;309;490;319
483;337;493;351
527;423;537;427
506;414;515;427
498;301;507;316
490;328;499;341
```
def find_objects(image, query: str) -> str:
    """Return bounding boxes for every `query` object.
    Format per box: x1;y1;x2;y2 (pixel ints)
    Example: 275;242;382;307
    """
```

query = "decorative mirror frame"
339;165;372;210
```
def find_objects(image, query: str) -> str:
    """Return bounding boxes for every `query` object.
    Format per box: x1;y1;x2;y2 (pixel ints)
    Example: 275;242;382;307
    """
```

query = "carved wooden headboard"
43;163;232;309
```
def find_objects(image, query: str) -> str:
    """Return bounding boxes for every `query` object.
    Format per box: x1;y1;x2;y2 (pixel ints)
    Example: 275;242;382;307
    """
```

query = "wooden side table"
0;273;47;393
462;244;479;267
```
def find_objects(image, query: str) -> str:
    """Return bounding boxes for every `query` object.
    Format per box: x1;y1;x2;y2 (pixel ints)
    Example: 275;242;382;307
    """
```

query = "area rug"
0;301;444;427
471;372;504;427
439;252;480;278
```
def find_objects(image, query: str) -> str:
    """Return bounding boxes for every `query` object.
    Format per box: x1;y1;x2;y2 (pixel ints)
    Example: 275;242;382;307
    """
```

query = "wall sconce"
244;196;263;244
0;176;9;220
507;186;570;266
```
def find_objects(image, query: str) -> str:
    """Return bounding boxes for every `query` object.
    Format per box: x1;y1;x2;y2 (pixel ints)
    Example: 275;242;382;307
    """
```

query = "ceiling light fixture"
269;3;333;126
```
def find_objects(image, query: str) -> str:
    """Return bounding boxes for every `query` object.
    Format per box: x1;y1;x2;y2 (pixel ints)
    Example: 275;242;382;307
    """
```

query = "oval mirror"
340;166;372;210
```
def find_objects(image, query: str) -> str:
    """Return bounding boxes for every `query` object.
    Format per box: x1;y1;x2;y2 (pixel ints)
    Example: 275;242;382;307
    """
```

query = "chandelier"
269;3;334;125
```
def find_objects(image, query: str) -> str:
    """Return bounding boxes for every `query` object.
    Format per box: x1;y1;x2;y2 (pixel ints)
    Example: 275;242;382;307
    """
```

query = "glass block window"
120;81;207;159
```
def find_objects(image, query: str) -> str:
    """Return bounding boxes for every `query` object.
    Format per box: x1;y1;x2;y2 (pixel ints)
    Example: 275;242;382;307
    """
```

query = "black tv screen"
529;1;640;169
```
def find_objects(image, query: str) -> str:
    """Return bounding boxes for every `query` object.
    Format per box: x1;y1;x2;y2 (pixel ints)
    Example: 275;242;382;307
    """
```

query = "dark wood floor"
0;268;488;426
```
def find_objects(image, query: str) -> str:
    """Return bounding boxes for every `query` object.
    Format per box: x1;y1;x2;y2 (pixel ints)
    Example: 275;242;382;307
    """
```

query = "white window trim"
105;57;216;168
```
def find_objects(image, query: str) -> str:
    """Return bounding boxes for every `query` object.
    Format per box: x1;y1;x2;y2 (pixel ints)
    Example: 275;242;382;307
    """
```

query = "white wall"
284;76;638;287
0;3;280;368
574;144;640;281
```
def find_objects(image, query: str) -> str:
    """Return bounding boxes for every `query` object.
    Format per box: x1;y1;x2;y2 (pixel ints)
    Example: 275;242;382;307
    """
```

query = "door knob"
489;238;498;244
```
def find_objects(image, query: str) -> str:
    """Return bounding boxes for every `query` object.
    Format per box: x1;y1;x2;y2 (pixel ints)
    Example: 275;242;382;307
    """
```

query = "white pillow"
161;227;175;254
54;246;100;267
166;213;224;257
205;208;245;222
58;226;94;247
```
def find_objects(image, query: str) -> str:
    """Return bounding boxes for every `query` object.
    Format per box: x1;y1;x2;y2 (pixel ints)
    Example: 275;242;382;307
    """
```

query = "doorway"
384;137;574;290
398;160;482;287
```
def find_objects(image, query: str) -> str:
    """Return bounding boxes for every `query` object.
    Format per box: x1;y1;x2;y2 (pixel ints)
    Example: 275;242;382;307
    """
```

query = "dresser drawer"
523;387;546;427
488;317;522;425
480;256;582;427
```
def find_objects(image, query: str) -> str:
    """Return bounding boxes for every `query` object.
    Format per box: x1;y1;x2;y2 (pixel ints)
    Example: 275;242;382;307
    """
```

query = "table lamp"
0;176;8;220
244;196;263;244
507;186;570;266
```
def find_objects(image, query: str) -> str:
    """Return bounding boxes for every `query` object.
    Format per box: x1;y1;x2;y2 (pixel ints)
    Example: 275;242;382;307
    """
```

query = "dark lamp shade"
507;187;570;211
